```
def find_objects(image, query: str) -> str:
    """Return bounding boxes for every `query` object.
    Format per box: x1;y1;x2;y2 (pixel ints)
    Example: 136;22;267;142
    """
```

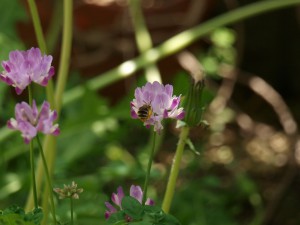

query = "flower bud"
53;181;83;200
183;79;205;127
178;51;207;127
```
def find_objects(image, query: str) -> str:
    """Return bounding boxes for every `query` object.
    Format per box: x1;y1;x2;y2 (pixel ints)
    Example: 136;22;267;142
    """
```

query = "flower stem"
28;84;38;209
27;0;55;107
26;0;56;214
128;0;161;83
25;0;72;215
55;0;73;113
36;135;57;225
40;0;73;219
70;198;74;225
142;131;156;204
29;140;38;209
27;0;47;53
28;85;33;106
162;126;190;213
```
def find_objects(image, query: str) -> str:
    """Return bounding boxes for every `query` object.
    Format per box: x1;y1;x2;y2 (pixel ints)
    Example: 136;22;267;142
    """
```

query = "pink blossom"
131;81;185;132
7;100;59;144
0;47;54;94
105;185;154;220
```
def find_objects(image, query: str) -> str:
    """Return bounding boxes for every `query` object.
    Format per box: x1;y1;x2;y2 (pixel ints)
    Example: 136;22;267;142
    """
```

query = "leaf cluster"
0;205;43;225
106;196;181;225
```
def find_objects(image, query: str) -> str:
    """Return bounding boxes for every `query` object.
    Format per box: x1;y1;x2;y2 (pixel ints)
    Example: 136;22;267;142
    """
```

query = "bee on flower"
130;81;185;133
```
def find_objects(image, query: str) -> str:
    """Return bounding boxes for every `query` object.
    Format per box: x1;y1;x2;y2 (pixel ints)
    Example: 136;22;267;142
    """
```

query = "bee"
137;103;153;122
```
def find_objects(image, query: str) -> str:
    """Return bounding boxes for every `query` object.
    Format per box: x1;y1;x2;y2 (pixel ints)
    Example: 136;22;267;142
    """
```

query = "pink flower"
105;185;154;220
7;100;59;144
0;47;54;94
131;81;185;133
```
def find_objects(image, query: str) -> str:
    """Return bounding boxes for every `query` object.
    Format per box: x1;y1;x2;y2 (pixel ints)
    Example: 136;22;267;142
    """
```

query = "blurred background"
1;0;300;224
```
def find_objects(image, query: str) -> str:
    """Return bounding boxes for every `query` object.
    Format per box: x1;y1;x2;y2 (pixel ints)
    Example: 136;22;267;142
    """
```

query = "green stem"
27;0;47;53
40;0;73;219
36;135;57;225
142;131;156;204
128;0;161;82
70;198;74;225
28;85;33;106
41;187;50;225
46;0;63;54
29;140;38;209
25;0;72;214
55;0;73;114
25;136;56;212
27;0;55;108
162;126;190;213
25;0;55;212
28;85;38;209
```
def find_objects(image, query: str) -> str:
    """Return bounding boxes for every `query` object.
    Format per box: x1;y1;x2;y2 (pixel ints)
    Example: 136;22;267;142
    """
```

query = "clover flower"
0;47;54;94
7;100;59;144
53;181;83;200
105;185;154;220
130;81;185;133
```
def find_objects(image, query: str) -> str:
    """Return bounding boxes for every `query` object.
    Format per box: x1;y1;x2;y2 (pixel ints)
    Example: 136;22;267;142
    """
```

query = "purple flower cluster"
105;185;154;220
0;47;59;143
131;81;185;132
0;47;54;95
7;100;59;144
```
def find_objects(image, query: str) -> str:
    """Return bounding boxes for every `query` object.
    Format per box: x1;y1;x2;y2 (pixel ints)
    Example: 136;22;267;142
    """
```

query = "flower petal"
105;202;117;213
130;185;143;204
111;186;124;207
165;84;173;97
145;198;154;206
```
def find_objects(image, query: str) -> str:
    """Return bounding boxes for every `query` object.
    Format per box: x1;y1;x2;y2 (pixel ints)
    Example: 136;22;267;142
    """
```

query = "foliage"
106;196;180;225
0;205;43;225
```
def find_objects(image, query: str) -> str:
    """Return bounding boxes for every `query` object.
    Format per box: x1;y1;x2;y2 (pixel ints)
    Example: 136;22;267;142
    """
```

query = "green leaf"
130;221;152;225
2;205;25;215
111;221;126;225
0;214;37;225
106;211;126;225
0;206;43;225
162;214;182;225
143;205;162;214
24;208;43;225
121;196;144;220
185;138;200;156
143;205;165;222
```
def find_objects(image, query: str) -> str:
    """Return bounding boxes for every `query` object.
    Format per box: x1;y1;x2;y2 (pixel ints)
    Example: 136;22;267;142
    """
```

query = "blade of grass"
128;0;162;83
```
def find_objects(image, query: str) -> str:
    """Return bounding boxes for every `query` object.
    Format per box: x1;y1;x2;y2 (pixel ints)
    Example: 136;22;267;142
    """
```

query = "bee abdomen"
138;110;149;118
137;104;152;122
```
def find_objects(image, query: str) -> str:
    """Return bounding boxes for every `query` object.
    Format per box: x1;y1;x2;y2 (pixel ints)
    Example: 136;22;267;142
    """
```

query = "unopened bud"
178;51;206;127
53;181;83;200
183;79;205;127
